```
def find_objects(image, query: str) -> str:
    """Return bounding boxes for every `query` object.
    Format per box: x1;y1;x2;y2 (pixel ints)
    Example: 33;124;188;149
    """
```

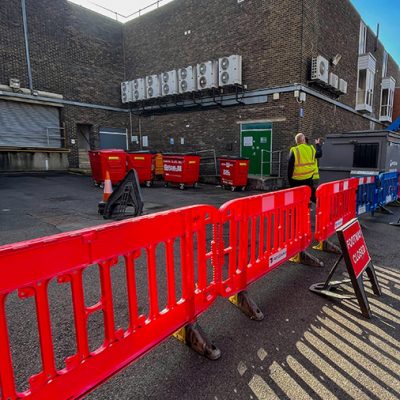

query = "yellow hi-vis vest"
290;143;316;180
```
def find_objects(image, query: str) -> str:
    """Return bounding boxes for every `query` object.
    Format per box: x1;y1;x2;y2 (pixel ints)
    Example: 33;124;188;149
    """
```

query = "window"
382;51;388;78
353;143;379;169
356;68;375;111
359;21;367;55
379;77;396;122
356;53;376;113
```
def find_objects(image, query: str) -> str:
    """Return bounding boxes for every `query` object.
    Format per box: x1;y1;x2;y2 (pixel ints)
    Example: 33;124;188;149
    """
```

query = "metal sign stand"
310;219;382;318
389;214;400;226
99;169;144;220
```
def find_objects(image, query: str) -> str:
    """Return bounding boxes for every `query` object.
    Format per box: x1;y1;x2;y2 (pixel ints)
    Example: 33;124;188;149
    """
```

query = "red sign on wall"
338;219;371;278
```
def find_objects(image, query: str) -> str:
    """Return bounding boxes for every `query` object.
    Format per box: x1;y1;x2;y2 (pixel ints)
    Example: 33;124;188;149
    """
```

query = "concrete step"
200;174;285;191
247;175;285;191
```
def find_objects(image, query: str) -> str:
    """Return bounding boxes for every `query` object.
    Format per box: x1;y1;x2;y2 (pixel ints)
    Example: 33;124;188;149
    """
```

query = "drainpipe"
129;108;133;149
21;0;33;91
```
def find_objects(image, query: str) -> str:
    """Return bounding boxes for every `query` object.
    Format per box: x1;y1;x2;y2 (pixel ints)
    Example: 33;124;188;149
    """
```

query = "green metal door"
240;123;272;175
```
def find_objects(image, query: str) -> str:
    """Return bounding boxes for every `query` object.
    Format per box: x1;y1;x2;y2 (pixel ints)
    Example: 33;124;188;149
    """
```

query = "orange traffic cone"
102;171;113;202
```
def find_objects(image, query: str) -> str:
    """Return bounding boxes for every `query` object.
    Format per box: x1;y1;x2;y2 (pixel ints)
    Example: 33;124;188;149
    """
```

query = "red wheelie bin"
88;149;127;185
163;153;200;190
219;156;249;191
126;151;156;187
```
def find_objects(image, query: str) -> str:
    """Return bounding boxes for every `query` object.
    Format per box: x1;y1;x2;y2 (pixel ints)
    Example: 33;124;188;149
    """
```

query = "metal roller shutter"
0;99;61;148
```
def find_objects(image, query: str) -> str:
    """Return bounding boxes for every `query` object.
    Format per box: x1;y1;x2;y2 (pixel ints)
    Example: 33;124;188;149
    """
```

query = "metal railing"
195;149;218;176
0;126;66;149
260;149;282;179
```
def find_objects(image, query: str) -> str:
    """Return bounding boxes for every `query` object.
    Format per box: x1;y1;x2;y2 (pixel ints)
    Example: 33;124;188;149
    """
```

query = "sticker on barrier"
375;172;399;213
218;187;312;297
356;176;377;216
0;205;219;400
315;178;358;242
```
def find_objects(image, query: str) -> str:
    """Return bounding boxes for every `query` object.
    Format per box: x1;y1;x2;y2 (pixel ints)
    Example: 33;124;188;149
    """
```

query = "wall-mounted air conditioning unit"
197;61;218;90
145;75;161;99
132;78;146;102
178;66;197;93
329;72;339;90
311;56;329;84
219;55;242;86
161;70;178;96
121;81;133;103
339;79;348;94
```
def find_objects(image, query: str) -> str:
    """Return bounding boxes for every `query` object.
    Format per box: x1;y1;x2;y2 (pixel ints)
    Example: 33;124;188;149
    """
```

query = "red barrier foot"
173;322;221;360
290;251;324;267
229;290;264;321
313;240;342;254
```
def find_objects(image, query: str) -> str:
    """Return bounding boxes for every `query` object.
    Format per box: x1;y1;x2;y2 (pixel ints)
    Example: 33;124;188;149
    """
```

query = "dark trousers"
289;178;316;203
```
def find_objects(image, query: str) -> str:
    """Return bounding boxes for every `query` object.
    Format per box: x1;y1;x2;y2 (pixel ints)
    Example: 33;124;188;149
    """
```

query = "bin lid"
127;150;157;154
89;149;126;153
162;152;199;156
218;155;249;160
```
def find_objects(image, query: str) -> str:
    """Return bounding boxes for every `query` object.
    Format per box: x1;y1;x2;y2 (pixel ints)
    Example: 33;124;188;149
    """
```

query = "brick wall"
0;0;125;106
120;0;400;181
300;95;371;138
0;0;129;168
0;1;28;88
123;0;304;90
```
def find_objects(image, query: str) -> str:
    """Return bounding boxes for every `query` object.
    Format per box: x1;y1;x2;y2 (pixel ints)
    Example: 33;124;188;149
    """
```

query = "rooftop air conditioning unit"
329;72;339;90
339;79;348;94
311;55;329;84
219;55;243;87
197;61;218;90
121;81;133;103
161;70;178;96
146;75;161;99
178;66;197;93
132;78;146;102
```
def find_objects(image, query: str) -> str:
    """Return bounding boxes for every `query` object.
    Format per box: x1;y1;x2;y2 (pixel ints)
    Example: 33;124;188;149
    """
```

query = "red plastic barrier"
218;187;312;296
315;178;358;242
0;205;219;400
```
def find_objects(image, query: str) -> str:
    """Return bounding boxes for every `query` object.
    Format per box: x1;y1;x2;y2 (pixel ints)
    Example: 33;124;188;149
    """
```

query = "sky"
69;0;400;65
68;0;175;21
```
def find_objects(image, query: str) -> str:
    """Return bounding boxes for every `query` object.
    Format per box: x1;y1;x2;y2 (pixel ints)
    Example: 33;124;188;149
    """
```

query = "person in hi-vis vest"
287;133;322;202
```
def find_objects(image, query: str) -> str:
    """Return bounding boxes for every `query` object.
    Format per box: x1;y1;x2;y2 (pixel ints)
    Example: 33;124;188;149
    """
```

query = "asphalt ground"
0;173;399;400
